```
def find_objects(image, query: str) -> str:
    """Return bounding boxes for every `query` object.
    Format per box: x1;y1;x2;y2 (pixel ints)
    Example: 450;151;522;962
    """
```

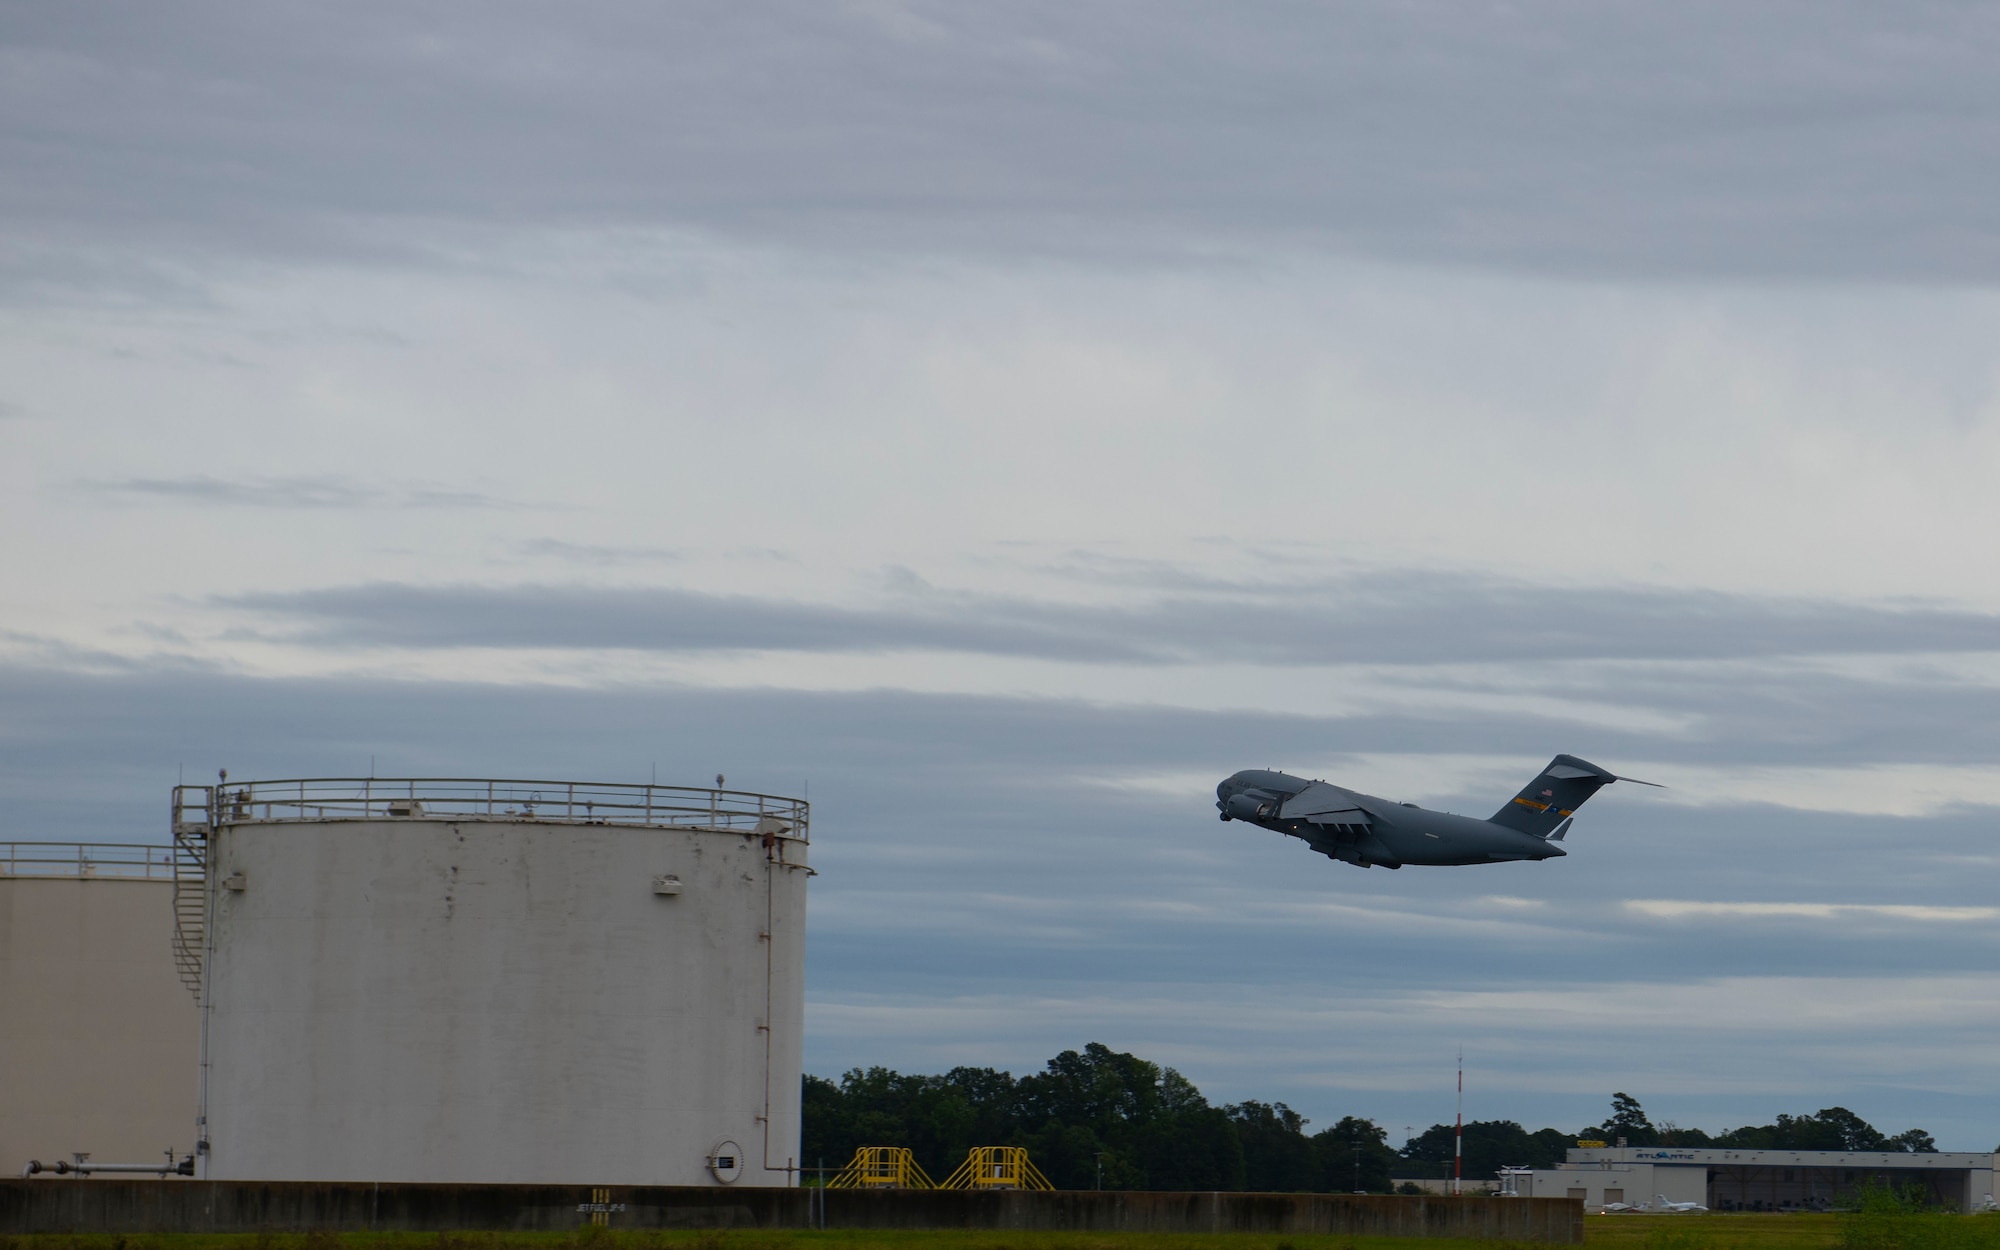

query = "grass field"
7;1212;1998;1250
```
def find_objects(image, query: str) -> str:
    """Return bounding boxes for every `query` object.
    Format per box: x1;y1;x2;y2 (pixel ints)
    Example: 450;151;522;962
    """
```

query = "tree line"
1586;1090;1937;1154
1401;1093;1937;1182
802;1042;1939;1193
802;1042;1396;1191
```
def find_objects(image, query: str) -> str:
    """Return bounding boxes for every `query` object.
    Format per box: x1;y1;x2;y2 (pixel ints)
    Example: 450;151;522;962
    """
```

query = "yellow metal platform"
940;1145;1053;1191
826;1146;935;1189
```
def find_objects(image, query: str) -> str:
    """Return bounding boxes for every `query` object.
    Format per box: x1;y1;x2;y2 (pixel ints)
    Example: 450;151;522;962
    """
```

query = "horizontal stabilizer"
1557;759;1664;788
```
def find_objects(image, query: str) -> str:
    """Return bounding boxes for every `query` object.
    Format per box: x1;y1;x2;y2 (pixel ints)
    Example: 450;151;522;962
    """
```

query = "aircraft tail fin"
1488;754;1656;837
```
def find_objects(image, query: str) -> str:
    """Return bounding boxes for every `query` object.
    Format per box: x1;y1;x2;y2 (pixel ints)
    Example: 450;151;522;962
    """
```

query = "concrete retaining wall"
0;1182;1582;1241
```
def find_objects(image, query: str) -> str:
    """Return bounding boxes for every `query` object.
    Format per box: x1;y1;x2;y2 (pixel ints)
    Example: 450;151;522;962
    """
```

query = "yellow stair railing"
939;1145;1053;1191
826;1146;935;1189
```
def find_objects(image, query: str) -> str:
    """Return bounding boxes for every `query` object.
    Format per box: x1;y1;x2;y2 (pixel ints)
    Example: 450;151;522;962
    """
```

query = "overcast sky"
7;2;2000;1151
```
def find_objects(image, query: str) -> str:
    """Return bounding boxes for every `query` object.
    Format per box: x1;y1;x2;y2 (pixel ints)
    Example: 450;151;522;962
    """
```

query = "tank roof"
176;777;809;839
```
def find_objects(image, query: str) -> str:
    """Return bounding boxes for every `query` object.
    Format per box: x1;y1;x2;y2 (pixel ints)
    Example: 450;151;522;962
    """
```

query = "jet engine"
1222;792;1277;822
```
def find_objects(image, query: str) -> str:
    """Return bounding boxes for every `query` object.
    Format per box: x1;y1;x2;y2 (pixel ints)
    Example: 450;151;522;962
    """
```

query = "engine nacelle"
1224;792;1277;822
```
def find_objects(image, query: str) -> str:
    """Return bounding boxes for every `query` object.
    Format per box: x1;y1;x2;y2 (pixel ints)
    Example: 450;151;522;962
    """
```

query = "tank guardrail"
0;842;175;879
177;778;809;839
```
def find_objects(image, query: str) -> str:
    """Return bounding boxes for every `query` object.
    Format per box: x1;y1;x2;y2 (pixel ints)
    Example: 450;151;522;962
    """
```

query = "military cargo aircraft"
1215;754;1657;869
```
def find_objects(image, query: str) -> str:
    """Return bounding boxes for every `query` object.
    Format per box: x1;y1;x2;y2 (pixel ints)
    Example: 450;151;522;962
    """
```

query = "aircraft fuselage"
1216;768;1568;868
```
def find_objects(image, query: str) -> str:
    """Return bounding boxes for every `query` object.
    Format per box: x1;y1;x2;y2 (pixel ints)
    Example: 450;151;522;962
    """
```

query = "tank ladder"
170;785;212;1001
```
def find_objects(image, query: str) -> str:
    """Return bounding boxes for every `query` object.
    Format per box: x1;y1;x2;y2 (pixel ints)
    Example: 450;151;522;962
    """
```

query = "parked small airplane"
1653;1195;1708;1213
1216;753;1658;869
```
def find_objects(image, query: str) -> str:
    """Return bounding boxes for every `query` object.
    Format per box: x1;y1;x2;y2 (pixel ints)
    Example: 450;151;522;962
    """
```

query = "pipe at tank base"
22;1156;194;1177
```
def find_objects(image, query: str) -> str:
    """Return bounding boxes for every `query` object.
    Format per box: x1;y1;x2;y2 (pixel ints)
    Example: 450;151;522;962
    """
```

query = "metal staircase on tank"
170;785;212;1001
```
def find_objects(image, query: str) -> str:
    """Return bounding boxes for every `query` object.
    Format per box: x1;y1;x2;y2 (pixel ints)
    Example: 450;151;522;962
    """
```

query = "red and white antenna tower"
1453;1046;1464;1196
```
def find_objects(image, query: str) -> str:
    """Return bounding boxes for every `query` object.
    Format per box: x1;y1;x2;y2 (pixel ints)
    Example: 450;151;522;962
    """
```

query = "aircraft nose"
1216;776;1248;820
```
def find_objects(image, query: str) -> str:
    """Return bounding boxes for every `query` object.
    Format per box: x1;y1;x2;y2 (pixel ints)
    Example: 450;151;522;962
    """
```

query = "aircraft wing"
1279;783;1372;826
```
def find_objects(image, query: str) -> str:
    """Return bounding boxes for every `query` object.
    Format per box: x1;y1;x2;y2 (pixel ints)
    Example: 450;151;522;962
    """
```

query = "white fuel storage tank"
0;842;198;1173
173;778;809;1185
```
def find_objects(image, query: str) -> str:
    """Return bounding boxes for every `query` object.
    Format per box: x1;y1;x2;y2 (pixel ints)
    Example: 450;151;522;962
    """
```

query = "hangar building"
1514;1144;1997;1213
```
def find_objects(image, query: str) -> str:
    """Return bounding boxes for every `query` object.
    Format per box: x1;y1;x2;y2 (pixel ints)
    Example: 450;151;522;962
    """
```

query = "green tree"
801;1063;1018;1180
1530;1126;1579;1163
1228;1100;1317;1192
1401;1119;1566;1181
1017;1043;1163;1131
1140;1064;1243;1190
1713;1107;1932;1153
1806;1107;1887;1152
800;1072;851;1176
1021;1119;1130;1191
1590;1092;1660;1146
1310;1116;1397;1192
1015;1042;1243;1190
1656;1121;1715;1147
805;1041;1578;1195
940;1065;1021;1148
1138;1097;1244;1190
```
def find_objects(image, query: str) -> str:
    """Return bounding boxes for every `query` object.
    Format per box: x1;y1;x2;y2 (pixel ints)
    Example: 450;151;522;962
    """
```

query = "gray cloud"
7;2;2000;287
1412;661;2000;770
83;475;535;510
216;573;2000;665
223;582;1144;661
199;572;2000;776
510;538;682;566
